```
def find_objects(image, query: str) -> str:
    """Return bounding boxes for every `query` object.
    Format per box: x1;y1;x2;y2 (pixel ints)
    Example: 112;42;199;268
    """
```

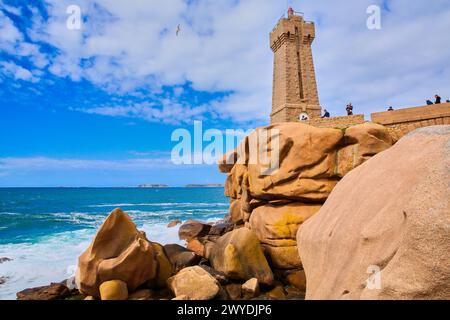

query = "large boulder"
76;209;158;297
298;126;450;300
168;266;220;300
223;122;393;203
209;228;274;285
249;203;321;269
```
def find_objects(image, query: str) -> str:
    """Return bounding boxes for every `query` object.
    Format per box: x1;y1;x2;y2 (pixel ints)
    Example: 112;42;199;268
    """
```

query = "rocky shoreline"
16;210;305;301
13;123;450;300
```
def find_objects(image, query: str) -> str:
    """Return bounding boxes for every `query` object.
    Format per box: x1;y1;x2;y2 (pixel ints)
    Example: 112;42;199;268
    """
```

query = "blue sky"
1;0;449;187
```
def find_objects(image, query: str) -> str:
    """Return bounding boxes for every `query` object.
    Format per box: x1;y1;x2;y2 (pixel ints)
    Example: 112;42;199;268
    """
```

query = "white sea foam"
88;202;228;208
0;222;182;300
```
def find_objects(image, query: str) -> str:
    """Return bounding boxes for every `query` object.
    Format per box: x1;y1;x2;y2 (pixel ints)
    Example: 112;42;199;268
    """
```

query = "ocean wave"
88;202;229;208
0;221;182;300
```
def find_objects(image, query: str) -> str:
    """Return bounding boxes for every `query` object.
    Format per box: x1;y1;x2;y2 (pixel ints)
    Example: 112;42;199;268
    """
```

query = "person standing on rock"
346;103;354;116
435;95;441;104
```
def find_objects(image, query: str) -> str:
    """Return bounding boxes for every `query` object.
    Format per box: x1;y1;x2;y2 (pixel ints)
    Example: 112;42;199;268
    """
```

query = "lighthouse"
270;8;322;123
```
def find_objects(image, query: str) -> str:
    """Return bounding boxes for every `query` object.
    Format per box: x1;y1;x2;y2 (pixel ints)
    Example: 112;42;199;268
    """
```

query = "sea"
0;187;229;300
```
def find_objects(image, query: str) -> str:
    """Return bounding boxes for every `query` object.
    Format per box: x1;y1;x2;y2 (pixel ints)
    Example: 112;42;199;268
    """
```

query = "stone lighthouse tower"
270;8;321;123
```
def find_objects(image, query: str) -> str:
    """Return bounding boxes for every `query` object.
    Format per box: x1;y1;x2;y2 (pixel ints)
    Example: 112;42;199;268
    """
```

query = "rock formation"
76;208;158;297
298;125;450;300
219;122;394;286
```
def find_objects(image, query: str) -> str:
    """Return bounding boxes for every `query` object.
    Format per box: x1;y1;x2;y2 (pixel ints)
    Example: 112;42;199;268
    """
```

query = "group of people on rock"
321;94;448;118
321;102;353;118
426;94;448;106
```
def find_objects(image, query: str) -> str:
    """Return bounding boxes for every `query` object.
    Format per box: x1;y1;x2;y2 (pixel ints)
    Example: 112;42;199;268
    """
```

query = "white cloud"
4;0;450;122
0;61;39;82
0;156;175;171
73;99;215;125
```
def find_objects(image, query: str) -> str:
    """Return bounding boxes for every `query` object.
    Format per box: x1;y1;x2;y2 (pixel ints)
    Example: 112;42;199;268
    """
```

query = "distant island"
185;184;224;188
137;184;170;188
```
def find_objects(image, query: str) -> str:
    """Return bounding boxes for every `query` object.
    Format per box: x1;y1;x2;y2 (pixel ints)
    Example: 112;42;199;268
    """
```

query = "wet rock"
17;283;71;300
164;244;202;273
167;220;182;228
0;257;12;264
0;276;8;285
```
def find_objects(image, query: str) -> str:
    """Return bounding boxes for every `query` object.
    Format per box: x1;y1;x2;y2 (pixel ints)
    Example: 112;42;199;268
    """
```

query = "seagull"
176;24;181;36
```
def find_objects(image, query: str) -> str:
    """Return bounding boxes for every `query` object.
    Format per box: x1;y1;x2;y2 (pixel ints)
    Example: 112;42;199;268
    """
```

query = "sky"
0;0;449;187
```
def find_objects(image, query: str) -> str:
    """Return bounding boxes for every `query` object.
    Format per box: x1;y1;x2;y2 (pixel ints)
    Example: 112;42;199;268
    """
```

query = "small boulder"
164;244;202;273
168;266;220;300
99;280;128;301
178;221;211;241
167;220;182;228
0;276;8;285
209;221;235;236
172;295;190;300
0;257;12;264
84;296;95;300
17;283;70;300
209;228;274;285
242;278;260;300
187;239;205;257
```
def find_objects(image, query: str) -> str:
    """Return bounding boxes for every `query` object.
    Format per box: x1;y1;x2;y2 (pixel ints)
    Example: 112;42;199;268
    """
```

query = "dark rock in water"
0;276;8;285
17;283;70;300
163;244;202;272
0;257;12;264
178;221;211;241
199;265;229;285
167;220;182;228
209;222;234;236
